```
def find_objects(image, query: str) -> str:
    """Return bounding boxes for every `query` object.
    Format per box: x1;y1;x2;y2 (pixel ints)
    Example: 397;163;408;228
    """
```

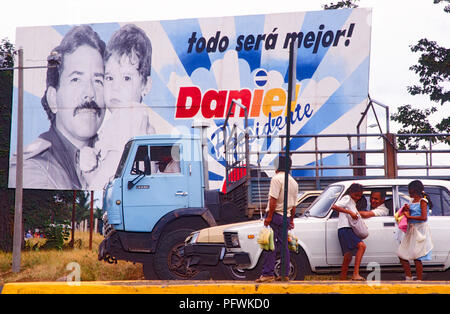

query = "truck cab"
99;134;217;279
105;134;205;232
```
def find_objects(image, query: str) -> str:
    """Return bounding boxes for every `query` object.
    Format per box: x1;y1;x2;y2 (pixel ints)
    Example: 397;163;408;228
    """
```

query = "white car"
184;191;321;280
222;179;450;280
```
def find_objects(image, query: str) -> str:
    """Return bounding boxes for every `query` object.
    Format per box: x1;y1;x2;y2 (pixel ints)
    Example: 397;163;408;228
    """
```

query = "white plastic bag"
347;212;369;239
257;226;274;251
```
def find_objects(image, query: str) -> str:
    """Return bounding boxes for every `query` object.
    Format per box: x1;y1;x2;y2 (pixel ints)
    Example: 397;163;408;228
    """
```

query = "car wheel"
154;229;200;280
274;255;297;280
216;262;260;281
292;248;313;280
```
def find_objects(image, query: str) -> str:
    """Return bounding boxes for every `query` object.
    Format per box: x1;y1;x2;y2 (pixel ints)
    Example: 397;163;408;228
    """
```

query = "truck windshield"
114;141;132;178
306;185;343;218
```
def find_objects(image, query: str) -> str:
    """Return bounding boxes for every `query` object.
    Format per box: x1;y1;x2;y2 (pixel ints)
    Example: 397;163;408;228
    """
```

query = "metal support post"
12;48;24;273
384;133;398;178
281;40;297;280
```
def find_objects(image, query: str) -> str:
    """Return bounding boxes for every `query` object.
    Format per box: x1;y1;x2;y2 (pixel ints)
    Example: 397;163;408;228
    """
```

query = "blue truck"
97;132;269;280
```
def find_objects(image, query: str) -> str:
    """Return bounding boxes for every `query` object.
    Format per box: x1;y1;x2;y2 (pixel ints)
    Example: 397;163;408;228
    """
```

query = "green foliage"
433;0;450;13
0;38;16;69
42;220;71;250
323;0;359;10
391;2;449;149
0;38;15;251
408;39;450;105
391;105;449;149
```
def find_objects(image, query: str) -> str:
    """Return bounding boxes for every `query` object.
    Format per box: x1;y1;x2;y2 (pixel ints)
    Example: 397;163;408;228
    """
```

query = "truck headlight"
224;232;240;248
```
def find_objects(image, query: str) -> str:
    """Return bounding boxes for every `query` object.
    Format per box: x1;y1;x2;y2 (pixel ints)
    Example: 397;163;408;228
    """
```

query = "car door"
398;184;450;265
122;141;189;232
326;186;403;266
360;218;398;264
325;209;342;266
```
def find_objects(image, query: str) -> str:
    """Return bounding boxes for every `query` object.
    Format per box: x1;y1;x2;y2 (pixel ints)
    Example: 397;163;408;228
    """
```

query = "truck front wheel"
154;229;199;280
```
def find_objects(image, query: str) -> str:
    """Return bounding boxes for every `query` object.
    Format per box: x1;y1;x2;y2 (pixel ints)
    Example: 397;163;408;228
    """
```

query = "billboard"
9;8;372;191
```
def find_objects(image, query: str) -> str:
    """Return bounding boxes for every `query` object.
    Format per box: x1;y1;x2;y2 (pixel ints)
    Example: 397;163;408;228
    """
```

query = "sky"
1;0;448;131
1;0;449;201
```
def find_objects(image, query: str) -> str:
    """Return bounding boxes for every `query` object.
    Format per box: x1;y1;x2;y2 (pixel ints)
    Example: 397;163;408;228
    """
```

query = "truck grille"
102;213;115;238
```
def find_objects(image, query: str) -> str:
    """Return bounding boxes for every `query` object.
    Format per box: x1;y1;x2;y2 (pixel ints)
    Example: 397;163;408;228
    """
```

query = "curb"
2;280;450;294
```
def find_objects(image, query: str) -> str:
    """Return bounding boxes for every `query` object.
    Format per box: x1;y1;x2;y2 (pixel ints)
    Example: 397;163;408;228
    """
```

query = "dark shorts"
338;227;362;256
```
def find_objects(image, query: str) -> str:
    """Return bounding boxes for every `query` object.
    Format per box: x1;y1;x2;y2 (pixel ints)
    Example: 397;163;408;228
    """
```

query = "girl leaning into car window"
332;183;366;281
397;180;433;281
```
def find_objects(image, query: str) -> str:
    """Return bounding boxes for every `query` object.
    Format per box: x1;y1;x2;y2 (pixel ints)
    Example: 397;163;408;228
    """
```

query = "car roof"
330;178;450;189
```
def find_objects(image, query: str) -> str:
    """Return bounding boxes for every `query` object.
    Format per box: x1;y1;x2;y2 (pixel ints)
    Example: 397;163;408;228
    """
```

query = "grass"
0;231;144;285
0;232;341;285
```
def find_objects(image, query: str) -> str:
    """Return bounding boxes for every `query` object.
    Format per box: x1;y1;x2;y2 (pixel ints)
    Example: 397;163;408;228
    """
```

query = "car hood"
223;215;321;235
223;219;265;235
196;220;264;243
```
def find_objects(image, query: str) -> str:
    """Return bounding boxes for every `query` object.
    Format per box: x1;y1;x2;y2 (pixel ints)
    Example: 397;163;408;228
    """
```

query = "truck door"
122;142;189;232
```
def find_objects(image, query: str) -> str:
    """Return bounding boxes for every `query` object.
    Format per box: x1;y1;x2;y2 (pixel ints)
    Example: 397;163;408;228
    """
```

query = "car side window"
131;145;150;175
425;186;450;217
425;187;443;216
308;185;343;218
399;185;450;217
398;186;410;209
295;195;318;216
443;190;450;216
150;145;181;174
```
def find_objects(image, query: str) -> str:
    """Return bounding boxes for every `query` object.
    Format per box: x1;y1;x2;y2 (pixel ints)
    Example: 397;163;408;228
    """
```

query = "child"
81;24;156;188
332;183;366;281
397;180;433;281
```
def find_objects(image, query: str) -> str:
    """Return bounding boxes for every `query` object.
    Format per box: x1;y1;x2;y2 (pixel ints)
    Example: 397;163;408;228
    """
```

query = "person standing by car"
255;154;298;283
332;183;366;281
397;180;433;281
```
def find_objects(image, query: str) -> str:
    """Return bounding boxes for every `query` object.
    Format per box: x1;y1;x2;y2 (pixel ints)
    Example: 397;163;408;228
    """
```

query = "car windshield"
306;185;343;218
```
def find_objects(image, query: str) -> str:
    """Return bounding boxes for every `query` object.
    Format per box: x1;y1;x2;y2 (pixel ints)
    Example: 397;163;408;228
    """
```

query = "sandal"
256;276;275;283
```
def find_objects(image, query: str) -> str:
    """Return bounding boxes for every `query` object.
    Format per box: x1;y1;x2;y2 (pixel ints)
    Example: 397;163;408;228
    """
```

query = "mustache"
73;100;103;117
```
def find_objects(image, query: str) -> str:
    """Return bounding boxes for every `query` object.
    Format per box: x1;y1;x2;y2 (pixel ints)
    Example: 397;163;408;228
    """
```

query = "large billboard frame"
9;8;372;191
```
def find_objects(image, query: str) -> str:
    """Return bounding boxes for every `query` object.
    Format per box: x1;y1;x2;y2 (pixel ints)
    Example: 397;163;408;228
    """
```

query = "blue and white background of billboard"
9;8;371;191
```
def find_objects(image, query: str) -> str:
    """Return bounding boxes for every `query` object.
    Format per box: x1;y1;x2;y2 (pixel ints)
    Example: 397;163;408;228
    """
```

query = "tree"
0;38;16;250
75;191;97;222
391;2;449;149
433;0;450;13
323;0;359;10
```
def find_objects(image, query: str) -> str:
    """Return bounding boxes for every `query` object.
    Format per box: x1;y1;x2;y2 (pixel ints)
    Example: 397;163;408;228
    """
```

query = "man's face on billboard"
47;44;105;148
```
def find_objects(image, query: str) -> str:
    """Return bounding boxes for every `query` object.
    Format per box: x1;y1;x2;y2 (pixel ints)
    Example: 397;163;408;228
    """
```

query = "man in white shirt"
359;190;389;218
256;154;298;283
